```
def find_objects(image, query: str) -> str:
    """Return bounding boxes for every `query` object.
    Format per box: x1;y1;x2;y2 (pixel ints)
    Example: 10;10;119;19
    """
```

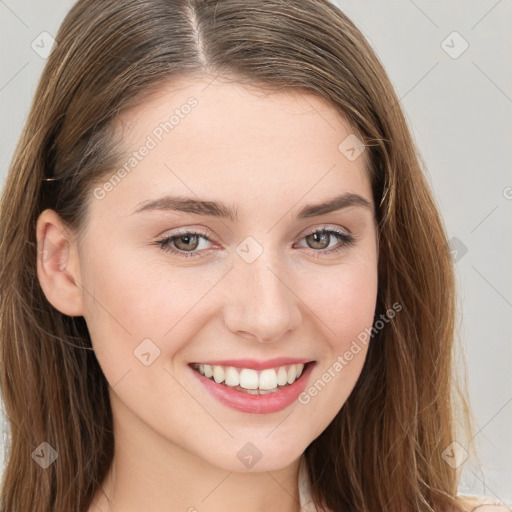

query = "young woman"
0;1;508;511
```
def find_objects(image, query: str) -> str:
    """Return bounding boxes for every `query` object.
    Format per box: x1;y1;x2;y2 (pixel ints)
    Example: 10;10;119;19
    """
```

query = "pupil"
310;232;327;248
177;235;197;250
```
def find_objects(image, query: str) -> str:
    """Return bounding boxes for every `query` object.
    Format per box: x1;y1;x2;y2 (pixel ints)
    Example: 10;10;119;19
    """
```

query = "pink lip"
189;361;316;414
190;357;313;370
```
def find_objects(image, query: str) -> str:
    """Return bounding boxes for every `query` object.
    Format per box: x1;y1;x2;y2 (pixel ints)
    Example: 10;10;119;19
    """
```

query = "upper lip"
190;357;314;370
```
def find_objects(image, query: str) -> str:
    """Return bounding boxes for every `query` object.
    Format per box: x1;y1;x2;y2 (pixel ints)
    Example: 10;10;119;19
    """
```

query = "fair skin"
36;75;379;512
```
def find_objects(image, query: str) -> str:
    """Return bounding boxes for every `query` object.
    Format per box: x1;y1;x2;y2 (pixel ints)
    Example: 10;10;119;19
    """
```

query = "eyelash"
155;226;356;259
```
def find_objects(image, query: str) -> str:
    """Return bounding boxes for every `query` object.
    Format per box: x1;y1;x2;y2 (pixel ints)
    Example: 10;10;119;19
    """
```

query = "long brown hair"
0;0;479;510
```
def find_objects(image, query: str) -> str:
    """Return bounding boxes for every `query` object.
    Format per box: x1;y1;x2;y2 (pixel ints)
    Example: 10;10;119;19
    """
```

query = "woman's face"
48;76;379;472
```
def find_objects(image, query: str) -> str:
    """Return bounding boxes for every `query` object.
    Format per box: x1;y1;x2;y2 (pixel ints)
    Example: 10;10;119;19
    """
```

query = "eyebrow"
131;192;374;221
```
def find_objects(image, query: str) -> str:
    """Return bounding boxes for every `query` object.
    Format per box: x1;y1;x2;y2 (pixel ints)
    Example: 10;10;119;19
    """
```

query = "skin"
36;75;379;512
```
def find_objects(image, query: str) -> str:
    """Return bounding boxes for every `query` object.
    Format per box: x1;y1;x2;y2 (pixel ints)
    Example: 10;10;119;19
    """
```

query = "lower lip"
189;362;315;414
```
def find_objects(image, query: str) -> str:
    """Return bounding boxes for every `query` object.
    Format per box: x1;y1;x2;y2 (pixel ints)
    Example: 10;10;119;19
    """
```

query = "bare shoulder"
459;494;512;512
470;506;512;512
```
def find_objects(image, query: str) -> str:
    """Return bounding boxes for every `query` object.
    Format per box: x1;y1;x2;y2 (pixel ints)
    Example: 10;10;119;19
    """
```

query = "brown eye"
296;227;356;257
305;232;330;250
173;234;200;251
156;230;213;259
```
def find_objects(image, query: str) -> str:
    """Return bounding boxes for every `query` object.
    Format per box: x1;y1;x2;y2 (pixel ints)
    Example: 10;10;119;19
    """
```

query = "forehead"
93;75;372;218
121;75;363;145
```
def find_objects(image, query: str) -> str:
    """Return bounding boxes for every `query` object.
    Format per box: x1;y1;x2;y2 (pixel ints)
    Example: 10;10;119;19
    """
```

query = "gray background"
0;0;511;503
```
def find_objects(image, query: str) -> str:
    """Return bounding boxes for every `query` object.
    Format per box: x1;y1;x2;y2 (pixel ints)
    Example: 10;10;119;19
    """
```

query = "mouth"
189;360;315;395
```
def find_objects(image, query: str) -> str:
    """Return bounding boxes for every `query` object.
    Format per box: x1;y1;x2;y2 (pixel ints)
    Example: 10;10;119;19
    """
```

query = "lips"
188;359;316;414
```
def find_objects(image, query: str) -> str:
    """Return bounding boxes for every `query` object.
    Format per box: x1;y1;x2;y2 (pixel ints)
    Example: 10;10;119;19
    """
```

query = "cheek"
294;256;378;427
81;243;209;334
306;257;379;351
80;246;228;377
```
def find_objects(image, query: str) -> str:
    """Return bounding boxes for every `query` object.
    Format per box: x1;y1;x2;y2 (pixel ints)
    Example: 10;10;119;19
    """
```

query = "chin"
204;439;306;473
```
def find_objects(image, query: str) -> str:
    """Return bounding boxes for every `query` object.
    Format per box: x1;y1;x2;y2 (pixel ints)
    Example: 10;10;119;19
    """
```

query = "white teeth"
239;369;259;390
287;365;297;384
259;369;278;390
194;362;308;391
213;365;224;384
203;364;213;378
277;367;288;386
224;366;240;387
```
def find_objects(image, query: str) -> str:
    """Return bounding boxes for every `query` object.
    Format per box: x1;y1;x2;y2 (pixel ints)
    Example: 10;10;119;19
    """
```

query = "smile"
191;362;306;394
189;361;316;414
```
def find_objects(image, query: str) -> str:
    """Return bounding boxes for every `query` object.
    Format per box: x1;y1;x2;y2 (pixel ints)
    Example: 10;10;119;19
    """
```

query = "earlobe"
36;209;85;317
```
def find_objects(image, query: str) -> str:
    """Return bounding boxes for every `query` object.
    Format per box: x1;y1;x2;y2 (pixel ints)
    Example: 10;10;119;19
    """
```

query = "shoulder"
470;506;511;512
459;494;512;511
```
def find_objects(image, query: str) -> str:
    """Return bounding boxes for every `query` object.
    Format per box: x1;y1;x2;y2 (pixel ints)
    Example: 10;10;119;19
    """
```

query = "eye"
156;228;214;258
155;225;356;259
295;226;356;257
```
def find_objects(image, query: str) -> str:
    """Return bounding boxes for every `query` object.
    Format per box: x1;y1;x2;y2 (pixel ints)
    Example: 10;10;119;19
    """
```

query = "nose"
223;246;302;343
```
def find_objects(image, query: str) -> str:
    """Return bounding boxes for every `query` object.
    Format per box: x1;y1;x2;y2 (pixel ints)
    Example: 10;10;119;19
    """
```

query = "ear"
36;209;85;316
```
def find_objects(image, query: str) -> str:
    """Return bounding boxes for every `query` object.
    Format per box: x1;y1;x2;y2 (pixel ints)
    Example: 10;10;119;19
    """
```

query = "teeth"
194;362;307;391
213;365;224;384
225;366;240;387
287;365;297;384
203;364;213;378
277;366;288;386
259;369;277;390
239;368;259;389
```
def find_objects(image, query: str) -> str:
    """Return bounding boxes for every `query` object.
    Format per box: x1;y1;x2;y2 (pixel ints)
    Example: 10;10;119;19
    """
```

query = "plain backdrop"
0;0;511;503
